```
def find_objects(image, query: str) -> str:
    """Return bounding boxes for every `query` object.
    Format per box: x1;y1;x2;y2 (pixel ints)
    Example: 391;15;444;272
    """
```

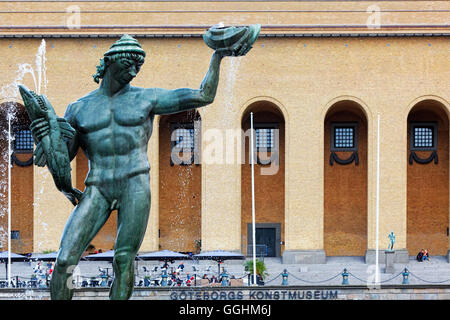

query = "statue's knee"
55;254;78;271
114;251;134;270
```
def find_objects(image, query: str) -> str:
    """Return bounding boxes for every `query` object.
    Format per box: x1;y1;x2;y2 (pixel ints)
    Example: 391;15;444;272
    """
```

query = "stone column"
282;102;325;264
200;104;241;252
365;108;408;264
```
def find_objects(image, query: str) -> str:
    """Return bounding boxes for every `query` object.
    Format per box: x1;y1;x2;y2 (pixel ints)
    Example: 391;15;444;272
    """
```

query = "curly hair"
93;52;145;83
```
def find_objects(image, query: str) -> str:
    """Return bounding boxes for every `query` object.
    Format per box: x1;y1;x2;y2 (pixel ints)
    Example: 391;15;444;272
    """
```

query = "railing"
2;266;450;288
0;275;49;289
262;267;450;287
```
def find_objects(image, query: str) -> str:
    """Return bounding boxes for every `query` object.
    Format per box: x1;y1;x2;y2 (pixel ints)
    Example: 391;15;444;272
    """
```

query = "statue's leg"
109;174;150;300
50;185;111;300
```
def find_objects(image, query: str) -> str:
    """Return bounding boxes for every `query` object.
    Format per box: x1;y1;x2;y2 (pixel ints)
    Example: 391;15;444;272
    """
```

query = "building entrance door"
256;228;276;257
247;223;281;257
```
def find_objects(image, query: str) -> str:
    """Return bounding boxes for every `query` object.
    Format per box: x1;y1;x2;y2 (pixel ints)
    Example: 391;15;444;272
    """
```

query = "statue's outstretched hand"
215;47;234;58
215;41;252;57
233;41;253;56
205;24;259;58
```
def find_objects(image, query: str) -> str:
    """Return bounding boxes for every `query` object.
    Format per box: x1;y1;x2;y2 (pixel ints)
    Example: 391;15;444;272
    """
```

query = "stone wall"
1;286;450;300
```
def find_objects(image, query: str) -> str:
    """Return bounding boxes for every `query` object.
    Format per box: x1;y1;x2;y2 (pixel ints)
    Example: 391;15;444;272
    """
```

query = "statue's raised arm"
151;24;260;116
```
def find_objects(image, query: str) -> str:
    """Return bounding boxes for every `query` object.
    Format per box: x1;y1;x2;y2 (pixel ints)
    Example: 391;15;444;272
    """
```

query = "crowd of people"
33;261;55;275
156;261;222;286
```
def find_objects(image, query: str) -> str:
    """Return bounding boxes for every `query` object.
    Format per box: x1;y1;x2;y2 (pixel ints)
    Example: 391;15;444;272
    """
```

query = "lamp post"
281;269;289;286
342;268;349;285
250;112;257;286
375;113;381;286
221;269;229;287
402;268;409;285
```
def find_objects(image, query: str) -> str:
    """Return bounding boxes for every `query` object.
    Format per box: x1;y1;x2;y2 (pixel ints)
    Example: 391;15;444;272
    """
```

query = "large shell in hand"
203;24;261;56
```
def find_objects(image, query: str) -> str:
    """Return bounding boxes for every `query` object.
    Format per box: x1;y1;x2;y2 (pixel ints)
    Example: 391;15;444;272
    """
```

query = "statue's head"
93;34;146;84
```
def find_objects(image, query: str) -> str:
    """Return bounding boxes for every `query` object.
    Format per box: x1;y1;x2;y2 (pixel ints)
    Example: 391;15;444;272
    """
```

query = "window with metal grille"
170;122;200;165
14;128;33;152
334;127;354;148
410;122;437;151
330;122;358;152
252;123;279;165
256;128;274;150
174;128;195;151
414;127;434;148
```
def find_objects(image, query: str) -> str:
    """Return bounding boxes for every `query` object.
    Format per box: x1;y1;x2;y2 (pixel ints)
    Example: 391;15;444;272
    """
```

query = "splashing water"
221;57;242;128
167;165;194;249
0;39;47;253
161;57;243;250
34;40;48;252
0;64;37;101
33;154;51;253
0;39;47;101
0;104;17;249
35;39;47;95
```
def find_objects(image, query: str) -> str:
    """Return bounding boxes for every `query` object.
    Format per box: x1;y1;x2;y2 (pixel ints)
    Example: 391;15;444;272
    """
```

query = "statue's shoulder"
130;86;158;106
67;90;99;112
65;89;99;120
131;86;155;97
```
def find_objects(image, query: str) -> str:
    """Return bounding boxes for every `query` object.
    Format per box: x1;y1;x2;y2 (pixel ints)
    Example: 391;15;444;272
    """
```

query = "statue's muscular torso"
65;85;155;184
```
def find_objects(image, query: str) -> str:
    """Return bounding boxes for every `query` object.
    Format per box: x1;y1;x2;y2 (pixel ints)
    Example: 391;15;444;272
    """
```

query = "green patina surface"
18;26;260;300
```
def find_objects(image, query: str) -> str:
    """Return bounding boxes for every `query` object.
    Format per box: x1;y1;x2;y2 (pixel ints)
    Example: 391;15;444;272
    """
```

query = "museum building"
0;0;448;264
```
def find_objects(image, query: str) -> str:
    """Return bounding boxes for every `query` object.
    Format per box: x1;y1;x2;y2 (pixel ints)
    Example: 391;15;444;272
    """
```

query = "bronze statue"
387;231;396;251
18;25;260;300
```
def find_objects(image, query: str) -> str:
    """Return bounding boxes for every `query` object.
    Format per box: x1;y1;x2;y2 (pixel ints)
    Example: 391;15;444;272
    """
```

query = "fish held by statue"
18;84;82;206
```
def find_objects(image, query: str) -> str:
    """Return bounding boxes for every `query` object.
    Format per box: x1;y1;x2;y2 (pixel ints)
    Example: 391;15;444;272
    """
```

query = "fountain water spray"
222;57;242;128
7;113;11;285
0;39;46;100
35;40;47;95
0;39;47;283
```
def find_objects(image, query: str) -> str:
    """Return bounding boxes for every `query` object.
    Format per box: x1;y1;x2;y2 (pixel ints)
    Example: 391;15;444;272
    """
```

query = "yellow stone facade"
0;1;448;262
